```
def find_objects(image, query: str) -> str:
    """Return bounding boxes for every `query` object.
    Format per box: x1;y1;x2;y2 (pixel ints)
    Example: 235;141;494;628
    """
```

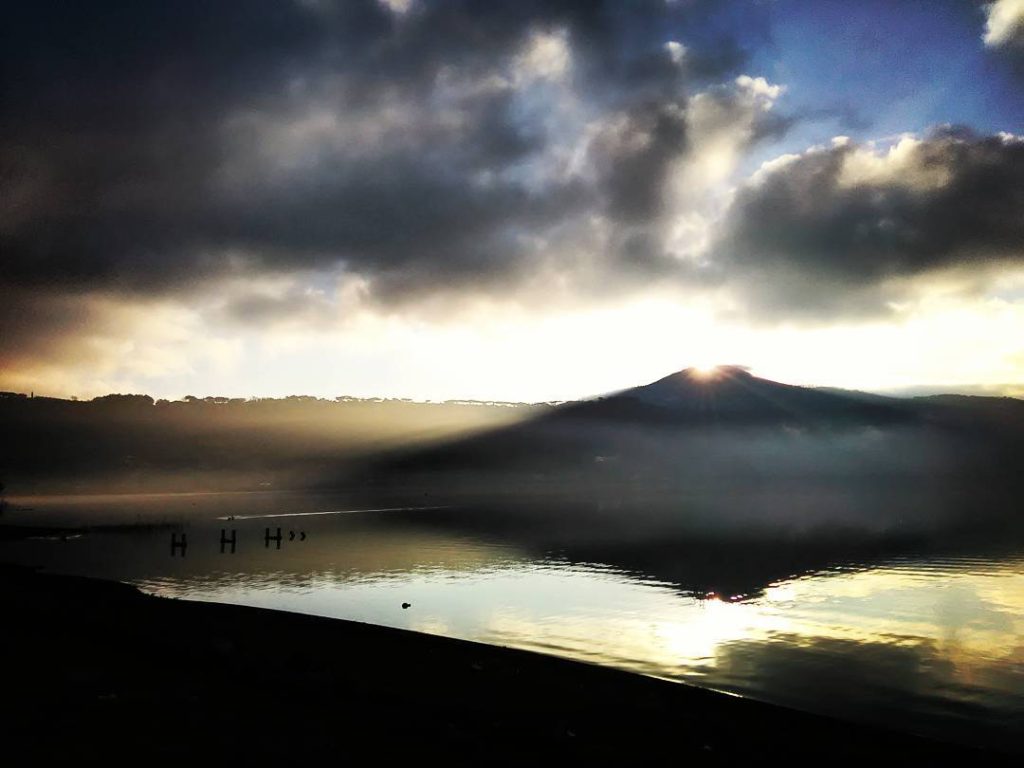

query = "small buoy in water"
402;602;411;609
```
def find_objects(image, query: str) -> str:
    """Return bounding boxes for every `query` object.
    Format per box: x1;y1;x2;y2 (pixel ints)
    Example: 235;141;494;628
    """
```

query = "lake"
2;489;1022;754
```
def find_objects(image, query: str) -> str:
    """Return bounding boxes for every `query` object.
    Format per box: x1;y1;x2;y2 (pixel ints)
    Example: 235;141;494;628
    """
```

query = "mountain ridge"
554;366;914;428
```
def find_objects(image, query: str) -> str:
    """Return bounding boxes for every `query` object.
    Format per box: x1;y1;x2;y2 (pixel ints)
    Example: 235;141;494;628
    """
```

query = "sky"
2;0;1024;402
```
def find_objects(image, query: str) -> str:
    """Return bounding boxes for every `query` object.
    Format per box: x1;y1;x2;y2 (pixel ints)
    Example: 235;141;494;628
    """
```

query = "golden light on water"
7;488;1023;752
452;556;1024;694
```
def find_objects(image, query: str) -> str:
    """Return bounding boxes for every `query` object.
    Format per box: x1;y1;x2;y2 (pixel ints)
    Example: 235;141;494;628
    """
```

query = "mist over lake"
3;368;1023;756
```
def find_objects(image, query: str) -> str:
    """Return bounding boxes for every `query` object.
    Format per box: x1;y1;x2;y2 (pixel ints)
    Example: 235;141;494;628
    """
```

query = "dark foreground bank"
0;566;1011;765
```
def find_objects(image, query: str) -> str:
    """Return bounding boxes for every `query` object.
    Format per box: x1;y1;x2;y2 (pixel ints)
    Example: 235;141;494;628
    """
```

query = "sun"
691;363;721;379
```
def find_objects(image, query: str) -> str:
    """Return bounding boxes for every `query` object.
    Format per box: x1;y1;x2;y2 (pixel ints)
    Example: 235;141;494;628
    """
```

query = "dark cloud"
0;0;763;307
0;284;152;378
0;287;95;369
590;101;689;224
715;128;1024;319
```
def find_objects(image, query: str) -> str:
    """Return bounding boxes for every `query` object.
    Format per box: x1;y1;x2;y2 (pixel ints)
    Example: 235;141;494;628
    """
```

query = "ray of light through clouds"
1;0;1023;400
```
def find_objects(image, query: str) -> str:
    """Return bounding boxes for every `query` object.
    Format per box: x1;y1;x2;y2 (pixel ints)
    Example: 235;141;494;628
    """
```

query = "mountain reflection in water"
1;489;1021;754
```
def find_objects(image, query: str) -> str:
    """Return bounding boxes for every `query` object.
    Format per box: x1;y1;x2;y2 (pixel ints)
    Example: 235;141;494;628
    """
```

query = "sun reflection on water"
2;497;1022;753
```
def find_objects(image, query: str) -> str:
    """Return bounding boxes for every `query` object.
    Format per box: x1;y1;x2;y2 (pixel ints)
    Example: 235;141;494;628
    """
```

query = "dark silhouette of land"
2;370;1023;761
372;367;1024;543
4;367;1022;596
3;368;1022;505
0;391;541;494
0;564;1012;765
380;366;1024;477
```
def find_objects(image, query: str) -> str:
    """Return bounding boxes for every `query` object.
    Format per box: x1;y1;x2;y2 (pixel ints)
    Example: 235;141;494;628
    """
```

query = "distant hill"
4;369;1023;539
559;366;912;425
381;366;1024;469
373;367;1024;539
0;393;542;494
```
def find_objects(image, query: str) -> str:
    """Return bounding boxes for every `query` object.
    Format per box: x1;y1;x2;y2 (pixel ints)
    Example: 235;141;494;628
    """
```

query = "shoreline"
0;564;1012;764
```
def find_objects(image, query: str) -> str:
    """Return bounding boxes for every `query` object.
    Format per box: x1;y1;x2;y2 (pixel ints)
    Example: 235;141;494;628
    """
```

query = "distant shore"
0;565;1012;765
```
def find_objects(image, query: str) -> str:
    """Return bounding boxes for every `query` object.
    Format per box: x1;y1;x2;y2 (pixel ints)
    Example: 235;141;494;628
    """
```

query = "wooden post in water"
220;528;237;554
170;532;187;557
264;526;282;550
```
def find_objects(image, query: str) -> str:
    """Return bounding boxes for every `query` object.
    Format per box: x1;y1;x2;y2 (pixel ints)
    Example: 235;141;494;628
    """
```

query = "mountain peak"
605;365;906;424
631;365;762;408
675;365;753;381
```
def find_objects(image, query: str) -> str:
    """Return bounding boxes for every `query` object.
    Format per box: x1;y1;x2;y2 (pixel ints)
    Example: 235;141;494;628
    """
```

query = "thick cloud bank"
715;129;1024;318
0;1;765;302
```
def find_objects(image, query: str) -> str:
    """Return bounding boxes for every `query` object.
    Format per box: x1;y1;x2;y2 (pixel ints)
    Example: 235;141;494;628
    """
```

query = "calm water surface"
2;490;1022;753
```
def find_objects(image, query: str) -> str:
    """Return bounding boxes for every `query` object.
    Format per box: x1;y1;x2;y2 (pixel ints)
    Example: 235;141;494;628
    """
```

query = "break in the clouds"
1;1;1023;398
